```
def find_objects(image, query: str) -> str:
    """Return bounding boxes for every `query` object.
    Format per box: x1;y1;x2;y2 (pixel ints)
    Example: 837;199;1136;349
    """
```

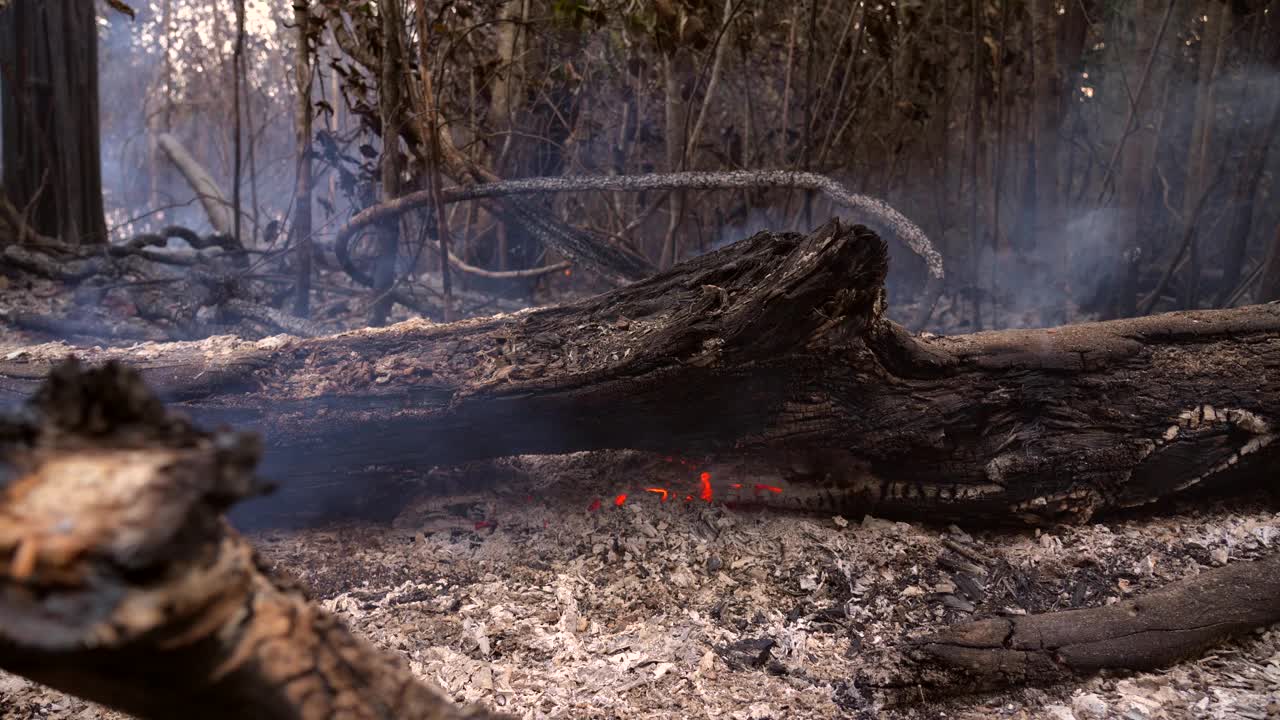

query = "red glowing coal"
586;459;785;512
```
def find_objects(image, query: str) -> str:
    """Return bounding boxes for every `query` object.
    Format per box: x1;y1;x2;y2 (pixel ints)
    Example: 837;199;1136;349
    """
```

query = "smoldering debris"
8;452;1278;719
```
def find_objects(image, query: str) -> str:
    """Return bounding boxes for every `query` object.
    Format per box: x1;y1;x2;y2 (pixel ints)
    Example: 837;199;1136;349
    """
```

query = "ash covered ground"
2;452;1279;719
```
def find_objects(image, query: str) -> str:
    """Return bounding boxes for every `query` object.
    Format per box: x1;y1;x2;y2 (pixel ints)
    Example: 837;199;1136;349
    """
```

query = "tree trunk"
1218;0;1280;303
0;362;502;720
660;50;687;270
1182;1;1230;215
0;0;107;245
1180;0;1231;309
485;0;524;274
372;0;406;327
2;221;1277;530
1258;223;1280;302
232;0;245;247
1104;0;1175;318
966;0;985;329
486;0;522;158
156;133;234;235
1028;0;1061;262
293;0;314;318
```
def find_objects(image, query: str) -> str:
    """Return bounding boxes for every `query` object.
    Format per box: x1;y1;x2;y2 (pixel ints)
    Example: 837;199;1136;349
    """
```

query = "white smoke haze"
97;2;304;242
79;1;1280;333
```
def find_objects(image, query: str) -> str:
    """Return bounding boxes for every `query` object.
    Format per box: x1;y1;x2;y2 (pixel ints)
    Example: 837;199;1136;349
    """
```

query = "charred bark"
0;362;501;720
1;220;1278;527
860;550;1280;704
0;0;108;245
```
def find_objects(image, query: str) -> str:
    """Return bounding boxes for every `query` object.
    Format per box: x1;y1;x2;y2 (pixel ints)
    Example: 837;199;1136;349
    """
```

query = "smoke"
939;59;1280;332
96;1;303;243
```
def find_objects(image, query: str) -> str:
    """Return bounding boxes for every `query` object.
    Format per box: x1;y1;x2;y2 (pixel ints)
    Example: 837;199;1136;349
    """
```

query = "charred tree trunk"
0;363;502;720
0;0;107;245
1;221;1278;528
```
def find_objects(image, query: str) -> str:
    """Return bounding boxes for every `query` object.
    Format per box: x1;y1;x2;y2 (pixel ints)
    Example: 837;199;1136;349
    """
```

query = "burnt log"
0;361;502;720
860;550;1280;704
1;219;1278;526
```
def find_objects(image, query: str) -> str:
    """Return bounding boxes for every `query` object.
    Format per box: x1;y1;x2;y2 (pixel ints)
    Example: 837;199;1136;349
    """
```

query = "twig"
1138;156;1229;316
1223;260;1265;308
449;254;568;280
18;167;50;244
0;195;57;246
1095;0;1178;204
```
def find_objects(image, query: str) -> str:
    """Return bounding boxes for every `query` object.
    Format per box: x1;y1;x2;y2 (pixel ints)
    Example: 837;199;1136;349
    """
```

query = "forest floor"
1;451;1278;720
2;244;1276;719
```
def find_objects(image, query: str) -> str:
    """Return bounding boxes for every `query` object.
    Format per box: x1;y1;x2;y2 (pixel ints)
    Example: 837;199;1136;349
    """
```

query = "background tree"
0;0;107;245
7;0;1275;334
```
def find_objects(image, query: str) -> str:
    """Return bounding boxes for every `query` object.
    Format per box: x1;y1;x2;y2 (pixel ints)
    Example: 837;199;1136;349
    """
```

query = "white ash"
3;456;1278;719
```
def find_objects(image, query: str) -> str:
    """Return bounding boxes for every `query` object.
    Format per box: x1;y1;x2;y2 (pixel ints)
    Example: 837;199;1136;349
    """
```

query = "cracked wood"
1;220;1277;527
0;362;503;720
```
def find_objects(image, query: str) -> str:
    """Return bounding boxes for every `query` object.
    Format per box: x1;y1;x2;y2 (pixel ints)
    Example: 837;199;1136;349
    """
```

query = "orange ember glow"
586;457;791;514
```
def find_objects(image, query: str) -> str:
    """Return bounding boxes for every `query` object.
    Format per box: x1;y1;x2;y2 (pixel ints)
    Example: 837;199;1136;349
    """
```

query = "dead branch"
449;252;570;280
334;170;944;285
0;360;504;720
223;298;327;338
0;310;159;340
335;194;651;289
860;551;1280;705
1;244;106;281
0;194;58;246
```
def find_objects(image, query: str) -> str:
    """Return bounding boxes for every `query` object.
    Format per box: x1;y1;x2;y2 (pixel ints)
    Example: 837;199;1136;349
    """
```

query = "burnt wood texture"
1;220;1277;526
0;362;502;720
861;551;1280;703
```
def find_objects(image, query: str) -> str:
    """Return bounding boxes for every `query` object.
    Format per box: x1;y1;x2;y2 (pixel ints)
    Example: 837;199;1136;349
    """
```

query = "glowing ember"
587;457;789;513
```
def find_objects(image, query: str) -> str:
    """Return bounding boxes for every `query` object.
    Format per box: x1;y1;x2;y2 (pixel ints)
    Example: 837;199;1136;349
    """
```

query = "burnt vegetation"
1;0;1279;718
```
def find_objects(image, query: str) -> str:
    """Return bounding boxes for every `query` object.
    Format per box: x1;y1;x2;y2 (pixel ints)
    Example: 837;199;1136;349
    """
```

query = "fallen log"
156;133;235;237
1;219;1277;527
859;550;1280;705
0;361;501;720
